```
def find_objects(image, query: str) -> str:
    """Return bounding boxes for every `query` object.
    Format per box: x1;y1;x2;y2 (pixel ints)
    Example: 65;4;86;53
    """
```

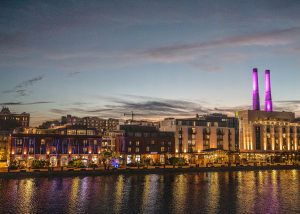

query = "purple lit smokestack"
264;70;273;112
252;68;260;110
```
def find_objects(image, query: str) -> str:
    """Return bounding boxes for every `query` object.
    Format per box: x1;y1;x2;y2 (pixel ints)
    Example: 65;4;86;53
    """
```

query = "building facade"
0;107;30;129
0;131;10;167
61;115;119;132
10;126;112;167
238;110;300;152
117;125;175;164
159;114;238;163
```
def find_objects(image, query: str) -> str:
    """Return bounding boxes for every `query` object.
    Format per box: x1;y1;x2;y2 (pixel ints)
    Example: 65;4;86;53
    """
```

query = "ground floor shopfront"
175;150;300;166
11;154;109;167
120;153;174;165
10;151;300;168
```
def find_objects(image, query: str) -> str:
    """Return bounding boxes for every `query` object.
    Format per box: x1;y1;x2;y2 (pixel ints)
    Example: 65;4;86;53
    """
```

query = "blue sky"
1;0;300;126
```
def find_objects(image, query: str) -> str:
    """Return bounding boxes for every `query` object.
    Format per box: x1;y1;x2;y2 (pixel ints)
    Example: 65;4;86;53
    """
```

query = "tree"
31;159;50;169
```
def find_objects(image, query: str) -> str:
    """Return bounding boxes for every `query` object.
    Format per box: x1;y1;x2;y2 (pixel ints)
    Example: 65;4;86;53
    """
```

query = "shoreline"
0;165;300;179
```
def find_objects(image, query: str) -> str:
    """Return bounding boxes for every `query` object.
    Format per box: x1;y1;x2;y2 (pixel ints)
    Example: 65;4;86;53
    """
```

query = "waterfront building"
160;114;238;163
236;68;300;163
116;125;175;164
9;125;109;167
0;107;30;129
238;110;300;152
0;131;10;168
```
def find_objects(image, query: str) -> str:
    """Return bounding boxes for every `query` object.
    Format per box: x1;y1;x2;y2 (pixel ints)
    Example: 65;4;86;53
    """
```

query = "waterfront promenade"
1;164;300;179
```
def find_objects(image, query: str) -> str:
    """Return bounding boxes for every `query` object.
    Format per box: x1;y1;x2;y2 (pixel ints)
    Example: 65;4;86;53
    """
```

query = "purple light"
252;68;260;110
264;69;273;112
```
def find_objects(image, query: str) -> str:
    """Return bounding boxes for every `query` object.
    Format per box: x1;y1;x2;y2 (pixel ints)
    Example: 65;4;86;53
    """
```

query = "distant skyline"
1;0;300;126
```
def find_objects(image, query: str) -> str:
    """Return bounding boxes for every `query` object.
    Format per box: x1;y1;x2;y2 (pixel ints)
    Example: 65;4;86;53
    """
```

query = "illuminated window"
135;148;139;153
17;148;22;154
128;147;131;152
161;147;165;152
146;146;150;152
136;141;139;146
29;148;34;154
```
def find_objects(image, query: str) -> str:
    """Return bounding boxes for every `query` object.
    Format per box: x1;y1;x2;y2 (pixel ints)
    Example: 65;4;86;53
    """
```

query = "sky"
1;0;300;126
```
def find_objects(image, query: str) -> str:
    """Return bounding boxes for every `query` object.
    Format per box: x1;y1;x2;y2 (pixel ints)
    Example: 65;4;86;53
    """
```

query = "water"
0;170;299;214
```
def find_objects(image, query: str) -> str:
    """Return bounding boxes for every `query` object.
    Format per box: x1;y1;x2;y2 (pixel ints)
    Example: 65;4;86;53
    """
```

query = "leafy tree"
8;160;19;170
31;159;50;169
68;159;85;168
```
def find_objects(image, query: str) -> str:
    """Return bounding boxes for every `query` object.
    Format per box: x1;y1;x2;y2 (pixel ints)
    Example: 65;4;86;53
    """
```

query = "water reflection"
0;170;299;214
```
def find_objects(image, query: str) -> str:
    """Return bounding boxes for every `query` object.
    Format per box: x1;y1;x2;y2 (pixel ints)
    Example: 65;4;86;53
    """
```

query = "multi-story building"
10;126;109;167
236;68;300;163
159;114;238;163
0;107;30;129
61;115;119;132
238;110;300;152
0;131;10;167
116;125;175;164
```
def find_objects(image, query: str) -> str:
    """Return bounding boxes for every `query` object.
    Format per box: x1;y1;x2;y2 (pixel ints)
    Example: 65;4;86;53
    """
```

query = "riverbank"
1;164;300;179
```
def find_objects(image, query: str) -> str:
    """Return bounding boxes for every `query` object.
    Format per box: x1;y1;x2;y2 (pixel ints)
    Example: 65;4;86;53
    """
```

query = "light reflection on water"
0;170;299;214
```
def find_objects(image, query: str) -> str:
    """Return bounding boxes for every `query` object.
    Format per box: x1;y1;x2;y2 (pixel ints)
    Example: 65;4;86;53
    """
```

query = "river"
0;170;299;213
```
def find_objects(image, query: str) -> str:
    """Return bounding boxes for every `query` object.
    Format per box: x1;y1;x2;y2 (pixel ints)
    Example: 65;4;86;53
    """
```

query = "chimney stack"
252;68;260;110
264;69;273;112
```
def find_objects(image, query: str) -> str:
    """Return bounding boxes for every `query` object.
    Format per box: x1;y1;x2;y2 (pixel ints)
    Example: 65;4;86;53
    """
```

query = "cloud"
50;108;69;115
16;76;44;88
46;95;256;122
50;107;113;115
67;71;81;77
2;75;44;97
143;26;300;63
275;100;300;104
0;101;53;105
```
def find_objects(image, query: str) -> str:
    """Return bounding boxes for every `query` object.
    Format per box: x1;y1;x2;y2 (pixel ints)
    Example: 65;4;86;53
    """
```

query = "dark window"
255;126;261;150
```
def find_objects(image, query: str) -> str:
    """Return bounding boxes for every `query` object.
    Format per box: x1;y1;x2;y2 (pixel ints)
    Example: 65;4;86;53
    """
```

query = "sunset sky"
1;0;300;126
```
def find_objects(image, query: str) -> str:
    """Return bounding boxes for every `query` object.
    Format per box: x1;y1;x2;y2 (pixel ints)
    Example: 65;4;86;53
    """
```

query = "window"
128;147;131;152
135;148;139;153
161;147;165;152
83;148;88;153
146;146;150;152
129;141;132;145
16;139;23;146
135;155;141;162
161;141;164;145
151;140;155;145
135;132;142;137
29;148;34;154
17;148;22;154
136;141;139;146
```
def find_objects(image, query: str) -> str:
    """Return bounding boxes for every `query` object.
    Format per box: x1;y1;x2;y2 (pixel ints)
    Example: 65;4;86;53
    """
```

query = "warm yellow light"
89;151;92;154
47;151;50;155
23;151;27;155
12;151;15;155
175;149;178;153
69;151;72;154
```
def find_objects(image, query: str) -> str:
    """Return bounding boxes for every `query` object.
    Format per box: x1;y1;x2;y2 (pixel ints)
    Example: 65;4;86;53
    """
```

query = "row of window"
128;141;172;146
128;146;169;153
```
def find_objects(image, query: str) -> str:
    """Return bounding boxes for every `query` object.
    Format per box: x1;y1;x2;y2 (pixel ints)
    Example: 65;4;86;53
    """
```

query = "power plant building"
238;69;300;155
